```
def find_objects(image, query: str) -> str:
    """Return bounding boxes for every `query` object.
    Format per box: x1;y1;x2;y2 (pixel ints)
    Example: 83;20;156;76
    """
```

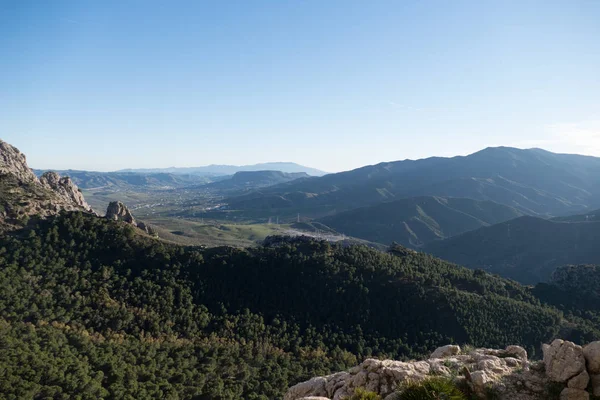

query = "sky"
1;0;599;173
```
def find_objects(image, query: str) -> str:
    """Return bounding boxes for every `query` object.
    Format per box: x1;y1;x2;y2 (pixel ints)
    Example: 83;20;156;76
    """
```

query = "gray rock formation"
286;340;600;400
106;201;136;224
39;171;92;212
0;140;39;183
105;201;157;236
0;140;94;228
285;345;534;400
584;341;600;396
430;344;460;359
543;339;586;383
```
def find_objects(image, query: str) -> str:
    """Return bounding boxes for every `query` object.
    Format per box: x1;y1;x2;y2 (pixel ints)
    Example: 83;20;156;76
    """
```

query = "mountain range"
227;147;600;218
4;138;600;398
118;162;328;177
203;170;310;193
33;169;215;189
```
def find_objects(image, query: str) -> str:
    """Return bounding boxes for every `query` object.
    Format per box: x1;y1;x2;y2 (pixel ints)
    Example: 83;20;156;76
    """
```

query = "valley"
6;139;600;399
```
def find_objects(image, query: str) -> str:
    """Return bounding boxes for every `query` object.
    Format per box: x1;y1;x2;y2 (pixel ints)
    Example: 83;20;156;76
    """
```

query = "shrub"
349;388;382;400
398;377;467;400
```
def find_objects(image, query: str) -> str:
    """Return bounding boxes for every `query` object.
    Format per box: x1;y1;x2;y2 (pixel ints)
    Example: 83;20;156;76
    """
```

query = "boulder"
560;388;590;400
298;398;331;400
590;374;600;396
568;370;590;390
430;344;461;359
106;201;136;224
505;345;528;361
543;339;586;382
584;341;600;374
284;377;327;400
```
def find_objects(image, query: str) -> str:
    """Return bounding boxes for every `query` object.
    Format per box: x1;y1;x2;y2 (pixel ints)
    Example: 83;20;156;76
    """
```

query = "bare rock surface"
543;339;586;383
285;345;537;400
0;140;94;228
105;201;157;236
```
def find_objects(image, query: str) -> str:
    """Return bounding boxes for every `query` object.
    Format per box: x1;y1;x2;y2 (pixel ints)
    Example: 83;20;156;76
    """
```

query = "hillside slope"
425;216;600;284
318;196;523;247
227;147;600;218
33;169;213;189
1;213;598;398
204;170;309;193
0;140;93;229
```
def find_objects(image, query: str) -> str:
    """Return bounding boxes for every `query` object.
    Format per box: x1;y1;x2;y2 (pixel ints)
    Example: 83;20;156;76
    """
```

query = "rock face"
286;340;600;400
105;201;156;236
543;339;586;383
430;344;461;359
285;345;536;400
583;341;600;396
39;171;92;212
106;201;136;224
0;140;38;183
0;140;94;227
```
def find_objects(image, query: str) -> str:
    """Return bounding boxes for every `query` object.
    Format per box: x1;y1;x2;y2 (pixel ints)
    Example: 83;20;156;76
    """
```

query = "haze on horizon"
1;1;599;173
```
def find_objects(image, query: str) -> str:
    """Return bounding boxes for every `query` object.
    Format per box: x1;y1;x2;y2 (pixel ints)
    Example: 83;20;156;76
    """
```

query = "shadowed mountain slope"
318;196;523;247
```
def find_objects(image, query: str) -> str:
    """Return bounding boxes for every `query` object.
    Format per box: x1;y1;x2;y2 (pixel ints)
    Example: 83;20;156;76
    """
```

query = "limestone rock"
568;370;590;390
0;140;38;183
106;201;136;224
105;201;156;236
0;140;94;228
284;377;328;400
284;345;533;400
560;388;590;400
298;398;331;400
584;341;600;374
506;345;528;361
543;339;586;383
39;171;92;212
590;374;600;396
430;344;461;359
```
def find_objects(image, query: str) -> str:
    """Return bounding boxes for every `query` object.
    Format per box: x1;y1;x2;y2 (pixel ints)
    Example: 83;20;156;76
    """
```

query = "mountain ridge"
425;215;600;284
226;146;600;219
317;196;524;248
118;161;328;176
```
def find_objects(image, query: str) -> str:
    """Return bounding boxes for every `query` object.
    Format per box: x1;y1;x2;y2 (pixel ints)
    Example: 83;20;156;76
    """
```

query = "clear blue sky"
1;0;599;172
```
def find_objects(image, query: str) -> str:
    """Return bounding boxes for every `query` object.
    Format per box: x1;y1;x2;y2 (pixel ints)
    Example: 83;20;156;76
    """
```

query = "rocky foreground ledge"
285;339;600;400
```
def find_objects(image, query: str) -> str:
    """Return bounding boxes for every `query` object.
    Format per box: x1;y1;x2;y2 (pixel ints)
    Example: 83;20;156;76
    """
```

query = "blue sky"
1;0;599;172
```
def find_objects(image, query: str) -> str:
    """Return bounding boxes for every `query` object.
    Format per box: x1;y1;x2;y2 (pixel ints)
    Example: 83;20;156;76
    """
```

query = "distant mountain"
425;216;600;284
118;162;328;177
204;170;309;193
552;208;600;223
318;196;523;248
227;147;600;218
32;169;213;189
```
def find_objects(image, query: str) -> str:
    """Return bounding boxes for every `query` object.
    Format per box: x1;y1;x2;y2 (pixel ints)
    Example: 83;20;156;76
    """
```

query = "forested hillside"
426;216;600;284
1;212;599;399
318;196;522;247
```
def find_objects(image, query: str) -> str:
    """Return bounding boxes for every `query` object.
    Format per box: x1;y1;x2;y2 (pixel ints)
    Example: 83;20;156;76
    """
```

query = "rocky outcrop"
0;141;39;182
0;140;94;228
285;345;534;400
105;201;156;236
430;344;460;359
39;171;92;212
106;201;136;224
286;340;600;400
584;342;600;396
